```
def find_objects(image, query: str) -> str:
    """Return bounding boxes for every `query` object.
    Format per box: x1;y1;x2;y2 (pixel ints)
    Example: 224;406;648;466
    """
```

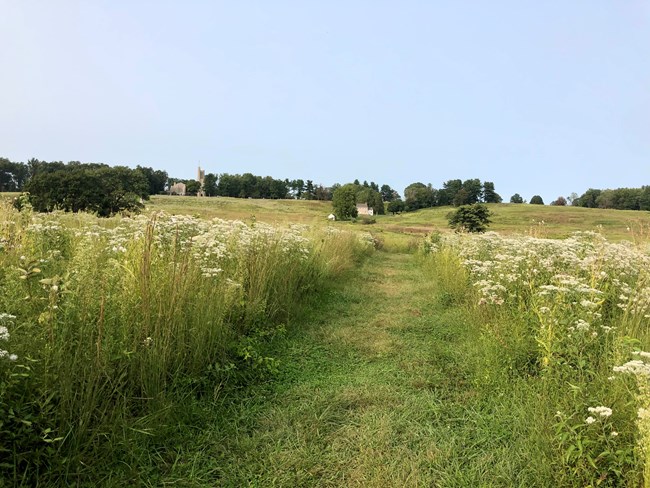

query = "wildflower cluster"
424;230;650;482
424;231;650;353
0;313;18;362
0;200;374;482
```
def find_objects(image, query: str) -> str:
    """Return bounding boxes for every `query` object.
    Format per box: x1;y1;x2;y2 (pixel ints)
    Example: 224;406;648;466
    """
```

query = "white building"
356;203;374;216
169;182;187;196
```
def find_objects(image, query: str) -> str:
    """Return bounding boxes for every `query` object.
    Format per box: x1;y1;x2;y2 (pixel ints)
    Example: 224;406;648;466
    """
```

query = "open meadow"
2;195;650;486
148;195;650;244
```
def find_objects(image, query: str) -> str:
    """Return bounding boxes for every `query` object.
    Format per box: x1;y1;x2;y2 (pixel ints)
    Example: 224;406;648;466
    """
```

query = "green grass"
0;204;373;485
147;252;555;487
146;196;650;243
3;194;650;485
146;195;331;225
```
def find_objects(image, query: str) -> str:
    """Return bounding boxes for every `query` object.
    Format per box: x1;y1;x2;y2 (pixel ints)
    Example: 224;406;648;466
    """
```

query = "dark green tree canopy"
460;179;482;205
202;173;218;196
482;182;502;203
530;195;544;205
25;163;149;216
404;182;436;210
439;179;462;206
332;184;358;220
509;193;524;204
0;157;29;192
380;184;399;202
136;165;168;195
387;199;405;214
447;204;492;233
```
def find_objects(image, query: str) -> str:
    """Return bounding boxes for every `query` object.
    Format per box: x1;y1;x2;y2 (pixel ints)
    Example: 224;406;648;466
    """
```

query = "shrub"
447;203;492;233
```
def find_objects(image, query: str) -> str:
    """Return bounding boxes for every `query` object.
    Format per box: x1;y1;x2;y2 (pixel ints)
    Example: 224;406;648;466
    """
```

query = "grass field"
148;195;650;243
2;194;650;486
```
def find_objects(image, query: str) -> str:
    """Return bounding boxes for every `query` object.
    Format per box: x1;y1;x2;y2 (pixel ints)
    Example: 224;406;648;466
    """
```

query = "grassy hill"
3;192;648;242
147;196;650;243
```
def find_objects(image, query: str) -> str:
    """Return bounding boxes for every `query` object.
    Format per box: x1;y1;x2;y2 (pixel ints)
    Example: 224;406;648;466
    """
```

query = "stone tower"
197;165;206;197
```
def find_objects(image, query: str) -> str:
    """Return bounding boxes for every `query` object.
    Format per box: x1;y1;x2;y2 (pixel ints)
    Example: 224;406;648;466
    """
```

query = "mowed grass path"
180;251;549;487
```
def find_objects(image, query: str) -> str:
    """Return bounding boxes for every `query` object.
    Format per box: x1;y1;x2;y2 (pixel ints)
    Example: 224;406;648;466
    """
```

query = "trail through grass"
174;251;550;487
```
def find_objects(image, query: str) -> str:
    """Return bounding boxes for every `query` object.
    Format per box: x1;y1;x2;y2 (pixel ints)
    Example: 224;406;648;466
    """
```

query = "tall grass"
422;230;650;486
0;202;373;484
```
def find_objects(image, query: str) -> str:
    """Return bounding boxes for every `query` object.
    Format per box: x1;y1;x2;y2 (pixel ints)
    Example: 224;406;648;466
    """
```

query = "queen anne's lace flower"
588;406;613;418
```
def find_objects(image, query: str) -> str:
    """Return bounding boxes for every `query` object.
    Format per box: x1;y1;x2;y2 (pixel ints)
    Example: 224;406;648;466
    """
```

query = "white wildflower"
585;416;596;424
588;406;612;418
614;360;650;376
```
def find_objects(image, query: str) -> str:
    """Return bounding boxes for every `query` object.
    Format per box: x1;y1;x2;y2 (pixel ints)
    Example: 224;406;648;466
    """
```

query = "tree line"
571;187;650;211
192;173;333;200
2;157;400;217
12;159;166;216
383;179;502;214
4;156;649;216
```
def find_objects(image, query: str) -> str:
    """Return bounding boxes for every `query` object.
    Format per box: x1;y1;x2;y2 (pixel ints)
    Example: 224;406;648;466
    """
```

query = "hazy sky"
2;1;649;203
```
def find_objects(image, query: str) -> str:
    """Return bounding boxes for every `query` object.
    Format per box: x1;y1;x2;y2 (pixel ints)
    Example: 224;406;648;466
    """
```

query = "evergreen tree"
482;182;502;203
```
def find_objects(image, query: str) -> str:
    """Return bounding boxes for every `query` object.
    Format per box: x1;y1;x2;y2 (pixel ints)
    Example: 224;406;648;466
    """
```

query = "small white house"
356;203;374;216
169;182;187;196
327;214;336;221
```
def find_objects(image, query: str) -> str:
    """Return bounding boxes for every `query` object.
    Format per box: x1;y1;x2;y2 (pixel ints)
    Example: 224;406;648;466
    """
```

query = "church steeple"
197;164;206;197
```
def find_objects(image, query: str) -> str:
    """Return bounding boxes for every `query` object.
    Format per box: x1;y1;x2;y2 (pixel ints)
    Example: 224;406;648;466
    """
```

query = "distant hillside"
146;196;650;243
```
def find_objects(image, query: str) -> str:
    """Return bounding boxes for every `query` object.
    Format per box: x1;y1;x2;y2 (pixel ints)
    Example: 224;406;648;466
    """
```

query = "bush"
447;203;492;233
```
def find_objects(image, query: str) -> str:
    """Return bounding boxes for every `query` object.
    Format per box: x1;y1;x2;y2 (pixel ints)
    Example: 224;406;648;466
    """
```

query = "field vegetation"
146;195;650;242
2;194;650;486
422;230;650;485
0;199;373;484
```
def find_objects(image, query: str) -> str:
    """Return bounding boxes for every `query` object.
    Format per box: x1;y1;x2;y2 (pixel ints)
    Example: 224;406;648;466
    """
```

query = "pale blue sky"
1;1;649;203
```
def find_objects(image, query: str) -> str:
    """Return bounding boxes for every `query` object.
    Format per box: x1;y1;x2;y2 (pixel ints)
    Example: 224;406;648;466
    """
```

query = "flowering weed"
423;230;650;485
0;201;372;483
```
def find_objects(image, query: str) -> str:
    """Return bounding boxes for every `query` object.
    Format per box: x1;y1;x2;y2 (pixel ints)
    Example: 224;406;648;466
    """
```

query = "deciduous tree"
530;195;544;205
332;184;358;220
